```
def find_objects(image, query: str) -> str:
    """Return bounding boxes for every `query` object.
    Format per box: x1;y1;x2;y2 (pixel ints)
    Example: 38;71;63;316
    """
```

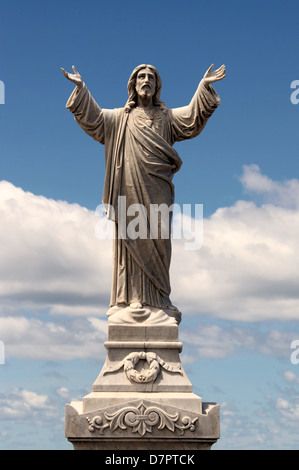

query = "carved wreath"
103;351;183;383
87;401;198;437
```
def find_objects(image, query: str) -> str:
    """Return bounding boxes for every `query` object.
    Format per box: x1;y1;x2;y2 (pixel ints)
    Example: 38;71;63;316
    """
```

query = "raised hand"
61;65;83;88
202;64;226;86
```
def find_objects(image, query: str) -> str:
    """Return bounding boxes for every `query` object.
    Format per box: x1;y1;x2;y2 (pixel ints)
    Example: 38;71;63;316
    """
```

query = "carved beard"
138;86;153;99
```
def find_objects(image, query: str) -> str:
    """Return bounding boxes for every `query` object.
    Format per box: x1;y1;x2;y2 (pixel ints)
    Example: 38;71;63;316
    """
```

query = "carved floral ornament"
87;401;198;437
103;351;183;383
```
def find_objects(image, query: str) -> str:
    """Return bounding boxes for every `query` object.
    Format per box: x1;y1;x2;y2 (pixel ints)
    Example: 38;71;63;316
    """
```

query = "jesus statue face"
135;68;156;102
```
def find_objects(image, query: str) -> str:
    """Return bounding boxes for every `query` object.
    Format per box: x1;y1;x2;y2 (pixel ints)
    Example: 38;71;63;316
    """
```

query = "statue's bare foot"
130;302;143;309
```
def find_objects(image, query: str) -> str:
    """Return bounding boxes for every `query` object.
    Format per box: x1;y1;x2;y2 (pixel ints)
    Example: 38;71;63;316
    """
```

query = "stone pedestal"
65;306;220;450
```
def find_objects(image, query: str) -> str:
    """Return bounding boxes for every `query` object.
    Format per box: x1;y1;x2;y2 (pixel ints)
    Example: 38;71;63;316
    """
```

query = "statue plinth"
65;307;220;450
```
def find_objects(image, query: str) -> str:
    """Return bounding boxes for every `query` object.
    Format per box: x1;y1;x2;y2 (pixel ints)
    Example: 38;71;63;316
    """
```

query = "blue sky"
1;0;299;450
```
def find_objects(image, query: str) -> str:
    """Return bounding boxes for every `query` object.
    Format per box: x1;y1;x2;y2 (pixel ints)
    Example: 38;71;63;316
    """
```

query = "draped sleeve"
169;80;221;143
66;83;105;144
65;83;127;216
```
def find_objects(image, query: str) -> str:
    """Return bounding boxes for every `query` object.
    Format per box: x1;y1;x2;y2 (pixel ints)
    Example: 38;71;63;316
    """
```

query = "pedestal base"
66;397;219;450
65;308;220;450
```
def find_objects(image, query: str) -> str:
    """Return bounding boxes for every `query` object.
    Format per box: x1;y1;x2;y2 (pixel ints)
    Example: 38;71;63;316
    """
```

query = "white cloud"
0;180;112;315
0;388;55;421
276;397;299;423
240;164;299;208
181;322;255;359
0;315;107;360
181;321;296;360
56;387;70;400
283;370;299;384
171;165;299;320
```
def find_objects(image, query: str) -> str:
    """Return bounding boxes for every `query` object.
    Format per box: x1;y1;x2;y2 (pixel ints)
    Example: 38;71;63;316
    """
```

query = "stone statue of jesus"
62;63;225;323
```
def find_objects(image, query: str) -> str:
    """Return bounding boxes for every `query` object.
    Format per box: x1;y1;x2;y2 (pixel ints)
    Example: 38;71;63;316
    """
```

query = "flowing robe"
66;81;220;308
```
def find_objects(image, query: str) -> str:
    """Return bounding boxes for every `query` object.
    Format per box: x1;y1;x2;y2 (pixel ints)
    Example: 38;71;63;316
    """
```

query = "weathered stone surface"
81;392;203;414
62;63;225;317
65;317;220;449
65;310;220;449
65;397;219;450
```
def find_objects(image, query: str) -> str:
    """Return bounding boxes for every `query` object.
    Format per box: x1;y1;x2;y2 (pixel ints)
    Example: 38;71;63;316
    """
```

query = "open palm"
202;64;226;86
61;65;83;88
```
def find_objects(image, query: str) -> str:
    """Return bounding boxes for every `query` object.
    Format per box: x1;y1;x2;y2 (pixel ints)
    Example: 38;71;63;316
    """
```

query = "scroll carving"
87;401;198;437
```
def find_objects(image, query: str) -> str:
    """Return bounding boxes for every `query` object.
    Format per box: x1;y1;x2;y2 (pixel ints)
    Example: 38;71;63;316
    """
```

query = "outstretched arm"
62;65;105;144
169;64;225;143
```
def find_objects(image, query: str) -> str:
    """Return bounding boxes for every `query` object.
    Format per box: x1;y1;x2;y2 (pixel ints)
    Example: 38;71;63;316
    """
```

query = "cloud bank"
171;164;299;321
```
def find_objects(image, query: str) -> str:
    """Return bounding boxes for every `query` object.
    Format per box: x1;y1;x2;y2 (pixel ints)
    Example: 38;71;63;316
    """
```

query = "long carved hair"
125;64;166;113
